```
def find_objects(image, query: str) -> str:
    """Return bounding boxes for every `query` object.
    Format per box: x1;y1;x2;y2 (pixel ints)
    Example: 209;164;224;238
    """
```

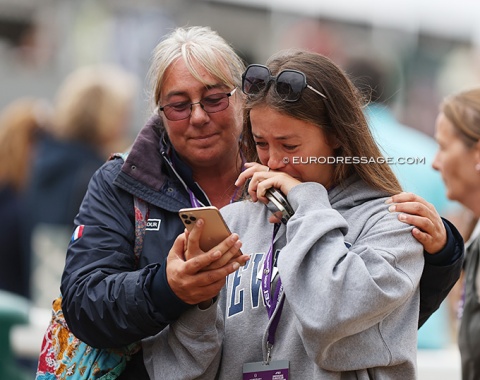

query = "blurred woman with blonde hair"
26;63;138;230
52;64;138;156
23;64;138;307
0;98;48;297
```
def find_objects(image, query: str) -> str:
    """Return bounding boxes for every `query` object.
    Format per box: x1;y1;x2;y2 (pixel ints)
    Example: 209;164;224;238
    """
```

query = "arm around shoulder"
418;218;465;327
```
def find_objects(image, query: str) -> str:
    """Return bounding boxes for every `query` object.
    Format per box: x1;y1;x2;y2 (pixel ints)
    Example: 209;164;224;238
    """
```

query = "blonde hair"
0;98;50;192
441;86;480;148
53;64;138;155
148;26;245;110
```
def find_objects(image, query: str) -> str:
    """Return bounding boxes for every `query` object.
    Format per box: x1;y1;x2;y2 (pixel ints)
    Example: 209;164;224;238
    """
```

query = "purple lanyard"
261;223;285;363
183;149;245;209
188;189;203;208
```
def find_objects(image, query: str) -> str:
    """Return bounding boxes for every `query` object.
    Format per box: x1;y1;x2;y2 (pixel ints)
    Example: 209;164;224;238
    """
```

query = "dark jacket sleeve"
60;160;190;348
418;218;465;328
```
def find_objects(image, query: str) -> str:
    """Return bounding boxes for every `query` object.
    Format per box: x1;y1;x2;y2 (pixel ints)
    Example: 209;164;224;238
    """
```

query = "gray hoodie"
143;175;424;379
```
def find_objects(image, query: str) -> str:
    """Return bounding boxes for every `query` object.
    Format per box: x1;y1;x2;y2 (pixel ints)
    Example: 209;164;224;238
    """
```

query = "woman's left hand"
386;192;447;254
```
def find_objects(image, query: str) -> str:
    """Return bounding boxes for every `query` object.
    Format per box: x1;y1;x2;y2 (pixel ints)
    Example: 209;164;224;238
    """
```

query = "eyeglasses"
159;88;237;121
242;64;327;102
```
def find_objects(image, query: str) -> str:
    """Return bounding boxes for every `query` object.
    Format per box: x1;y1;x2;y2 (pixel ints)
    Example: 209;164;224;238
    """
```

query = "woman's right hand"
386;192;447;254
183;218;248;269
165;220;249;305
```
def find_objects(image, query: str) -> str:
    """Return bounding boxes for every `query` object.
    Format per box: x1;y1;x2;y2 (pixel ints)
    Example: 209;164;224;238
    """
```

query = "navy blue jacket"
61;116;201;348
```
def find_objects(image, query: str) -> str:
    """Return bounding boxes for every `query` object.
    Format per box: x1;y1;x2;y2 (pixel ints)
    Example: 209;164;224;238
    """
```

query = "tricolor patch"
71;225;85;242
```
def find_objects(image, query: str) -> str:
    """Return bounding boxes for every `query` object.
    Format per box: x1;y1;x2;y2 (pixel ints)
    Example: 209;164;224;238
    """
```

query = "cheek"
256;150;269;165
441;151;469;195
164;120;186;141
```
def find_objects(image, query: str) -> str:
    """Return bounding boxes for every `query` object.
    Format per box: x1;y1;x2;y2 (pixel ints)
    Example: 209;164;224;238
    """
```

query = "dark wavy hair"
241;49;402;195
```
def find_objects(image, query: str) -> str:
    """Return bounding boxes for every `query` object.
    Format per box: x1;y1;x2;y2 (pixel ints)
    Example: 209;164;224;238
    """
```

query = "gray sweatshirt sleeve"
142;299;223;379
278;182;424;370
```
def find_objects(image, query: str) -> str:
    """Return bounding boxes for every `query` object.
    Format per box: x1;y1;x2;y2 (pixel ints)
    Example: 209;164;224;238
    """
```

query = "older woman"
430;87;480;380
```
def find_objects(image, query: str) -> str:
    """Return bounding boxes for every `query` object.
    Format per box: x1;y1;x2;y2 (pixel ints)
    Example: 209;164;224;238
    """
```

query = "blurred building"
0;0;479;137
0;0;480;134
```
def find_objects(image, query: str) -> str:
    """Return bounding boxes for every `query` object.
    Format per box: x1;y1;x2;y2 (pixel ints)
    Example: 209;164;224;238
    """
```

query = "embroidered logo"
146;219;161;231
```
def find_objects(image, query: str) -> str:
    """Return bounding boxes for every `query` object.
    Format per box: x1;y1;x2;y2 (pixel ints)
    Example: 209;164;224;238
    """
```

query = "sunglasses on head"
241;64;327;102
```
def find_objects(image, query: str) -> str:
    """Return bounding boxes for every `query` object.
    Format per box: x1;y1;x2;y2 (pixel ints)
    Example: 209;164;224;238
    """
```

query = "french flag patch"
71;225;85;242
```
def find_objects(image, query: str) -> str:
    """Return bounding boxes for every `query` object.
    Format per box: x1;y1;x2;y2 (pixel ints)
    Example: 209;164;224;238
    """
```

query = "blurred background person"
23;64;139;309
432;86;480;379
345;54;459;218
0;98;47;298
0;98;49;379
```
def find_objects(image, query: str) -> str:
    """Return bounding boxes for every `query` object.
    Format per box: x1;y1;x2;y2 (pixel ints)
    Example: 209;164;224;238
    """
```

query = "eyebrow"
252;133;299;141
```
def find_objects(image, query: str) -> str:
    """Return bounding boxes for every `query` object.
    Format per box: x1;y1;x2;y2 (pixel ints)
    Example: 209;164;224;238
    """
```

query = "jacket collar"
121;114;209;206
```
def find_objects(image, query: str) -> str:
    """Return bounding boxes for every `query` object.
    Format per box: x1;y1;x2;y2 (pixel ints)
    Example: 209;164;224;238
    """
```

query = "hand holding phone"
179;206;242;254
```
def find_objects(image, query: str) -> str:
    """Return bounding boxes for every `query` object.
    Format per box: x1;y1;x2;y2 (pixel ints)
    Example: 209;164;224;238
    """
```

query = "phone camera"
180;213;197;224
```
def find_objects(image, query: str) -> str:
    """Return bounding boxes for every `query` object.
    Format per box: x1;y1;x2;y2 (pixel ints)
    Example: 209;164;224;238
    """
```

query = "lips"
189;132;219;142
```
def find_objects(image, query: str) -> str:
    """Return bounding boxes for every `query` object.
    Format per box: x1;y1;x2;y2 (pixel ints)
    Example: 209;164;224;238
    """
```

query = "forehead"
436;113;457;139
162;58;230;98
165;59;213;86
250;106;325;140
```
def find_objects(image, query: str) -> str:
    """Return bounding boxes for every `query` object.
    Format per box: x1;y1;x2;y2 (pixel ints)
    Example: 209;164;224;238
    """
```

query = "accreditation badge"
243;360;289;380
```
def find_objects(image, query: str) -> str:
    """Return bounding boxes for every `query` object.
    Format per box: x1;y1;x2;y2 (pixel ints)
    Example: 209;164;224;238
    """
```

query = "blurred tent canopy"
202;0;480;43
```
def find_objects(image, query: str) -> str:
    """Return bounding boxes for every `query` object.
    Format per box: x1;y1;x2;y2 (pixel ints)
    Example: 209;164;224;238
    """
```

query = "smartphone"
178;206;239;252
265;188;295;224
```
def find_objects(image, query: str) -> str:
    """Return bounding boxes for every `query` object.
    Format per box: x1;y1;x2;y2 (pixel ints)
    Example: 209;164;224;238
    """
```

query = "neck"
193;154;243;209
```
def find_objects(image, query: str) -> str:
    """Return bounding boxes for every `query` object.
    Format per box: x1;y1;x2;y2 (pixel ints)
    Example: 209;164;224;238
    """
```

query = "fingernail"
398;214;407;221
388;205;396;212
232;262;240;270
385;198;393;204
197;219;203;226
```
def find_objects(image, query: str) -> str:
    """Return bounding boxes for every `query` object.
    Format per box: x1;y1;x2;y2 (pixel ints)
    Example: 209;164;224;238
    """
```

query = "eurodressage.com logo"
284;156;427;165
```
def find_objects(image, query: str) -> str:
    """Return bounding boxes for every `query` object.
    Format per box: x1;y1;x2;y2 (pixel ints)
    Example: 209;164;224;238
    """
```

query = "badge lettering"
146;219;161;231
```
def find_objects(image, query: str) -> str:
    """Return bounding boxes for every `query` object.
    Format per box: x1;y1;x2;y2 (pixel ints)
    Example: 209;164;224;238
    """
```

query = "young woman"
144;50;428;379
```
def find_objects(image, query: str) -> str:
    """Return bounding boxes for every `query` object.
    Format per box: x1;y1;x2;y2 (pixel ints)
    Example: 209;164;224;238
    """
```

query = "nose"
189;102;209;124
267;150;287;170
432;151;440;172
